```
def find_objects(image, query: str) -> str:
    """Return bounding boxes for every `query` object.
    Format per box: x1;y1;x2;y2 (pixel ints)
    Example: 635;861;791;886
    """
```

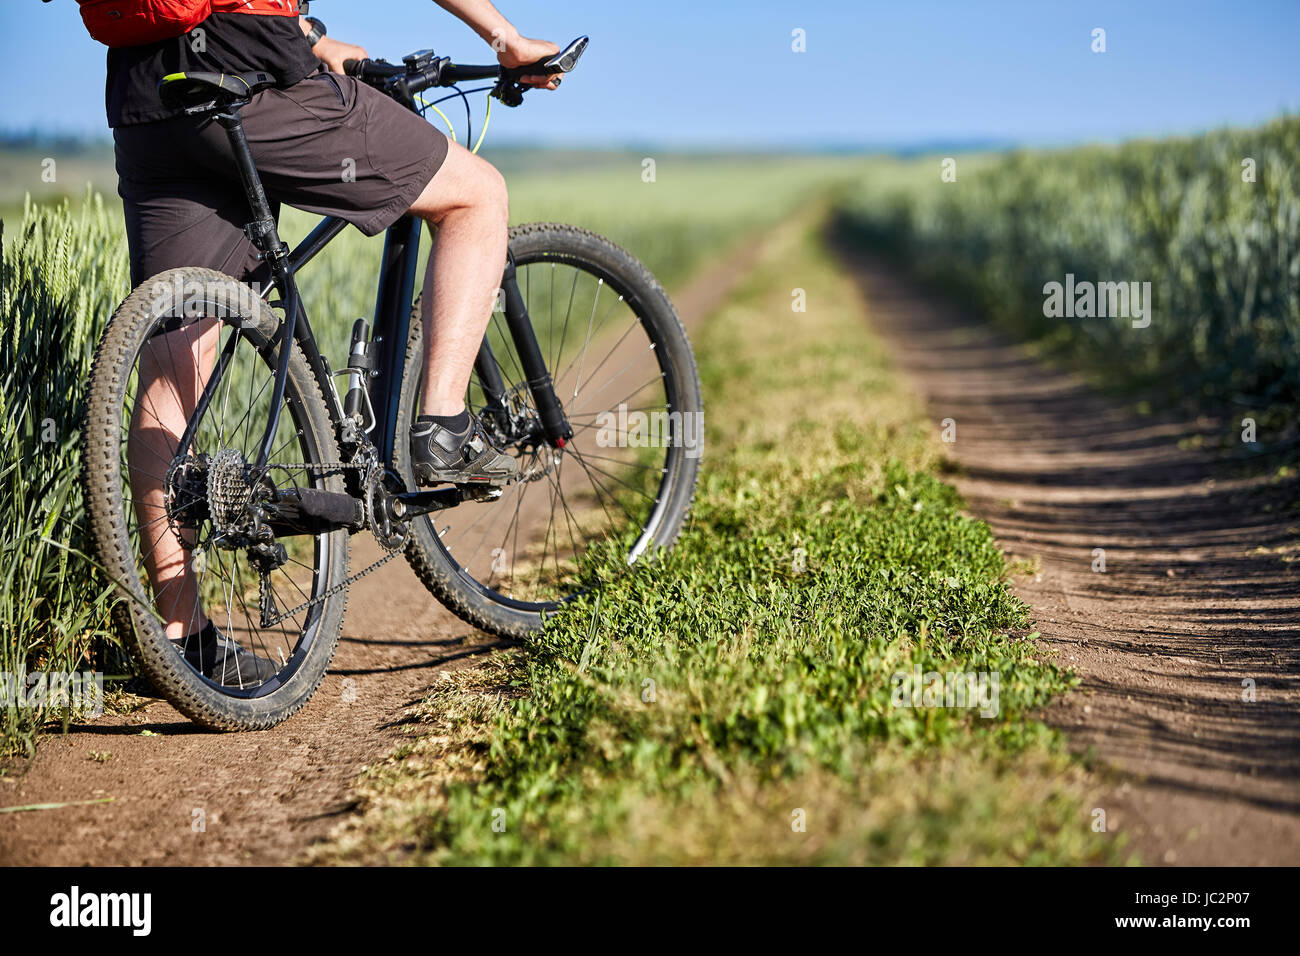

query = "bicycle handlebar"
342;59;403;80
343;35;587;108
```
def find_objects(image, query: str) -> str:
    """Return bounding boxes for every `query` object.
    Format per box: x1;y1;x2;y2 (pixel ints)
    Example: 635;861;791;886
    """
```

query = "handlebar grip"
545;35;588;74
502;36;589;82
342;58;364;76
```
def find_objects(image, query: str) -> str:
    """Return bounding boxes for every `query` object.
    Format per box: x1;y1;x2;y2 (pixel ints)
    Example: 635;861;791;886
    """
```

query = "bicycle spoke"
555;292;629;392
112;303;338;699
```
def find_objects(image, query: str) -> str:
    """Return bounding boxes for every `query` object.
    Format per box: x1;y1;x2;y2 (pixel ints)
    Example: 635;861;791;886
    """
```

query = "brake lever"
492;76;527;108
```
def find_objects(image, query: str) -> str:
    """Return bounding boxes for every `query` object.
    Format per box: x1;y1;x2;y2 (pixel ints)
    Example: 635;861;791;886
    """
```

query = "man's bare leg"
126;319;220;640
407;140;510;416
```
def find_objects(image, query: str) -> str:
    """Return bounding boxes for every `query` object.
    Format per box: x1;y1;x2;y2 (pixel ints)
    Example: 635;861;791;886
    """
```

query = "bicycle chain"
256;458;405;627
259;544;401;627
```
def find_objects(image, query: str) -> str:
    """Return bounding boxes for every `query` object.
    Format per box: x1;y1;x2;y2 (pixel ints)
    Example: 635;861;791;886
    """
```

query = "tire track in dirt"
836;241;1300;866
0;232;768;867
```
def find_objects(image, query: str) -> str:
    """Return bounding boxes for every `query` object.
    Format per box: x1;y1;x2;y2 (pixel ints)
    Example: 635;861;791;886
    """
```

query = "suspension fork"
500;254;573;445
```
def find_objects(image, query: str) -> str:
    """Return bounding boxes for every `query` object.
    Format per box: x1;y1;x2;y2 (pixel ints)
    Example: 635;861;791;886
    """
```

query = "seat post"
216;111;286;264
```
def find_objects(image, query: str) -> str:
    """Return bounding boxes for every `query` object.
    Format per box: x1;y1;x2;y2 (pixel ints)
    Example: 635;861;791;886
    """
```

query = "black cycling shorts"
114;67;449;287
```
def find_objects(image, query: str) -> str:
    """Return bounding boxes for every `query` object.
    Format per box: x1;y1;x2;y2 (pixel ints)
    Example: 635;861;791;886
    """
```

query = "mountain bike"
82;38;703;730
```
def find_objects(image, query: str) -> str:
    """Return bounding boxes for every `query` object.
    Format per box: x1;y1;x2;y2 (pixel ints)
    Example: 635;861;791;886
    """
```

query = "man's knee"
477;162;509;226
410;148;508;227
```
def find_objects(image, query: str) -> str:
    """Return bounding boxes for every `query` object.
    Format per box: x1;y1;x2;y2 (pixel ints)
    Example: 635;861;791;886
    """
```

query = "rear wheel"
396;223;703;638
82;267;350;730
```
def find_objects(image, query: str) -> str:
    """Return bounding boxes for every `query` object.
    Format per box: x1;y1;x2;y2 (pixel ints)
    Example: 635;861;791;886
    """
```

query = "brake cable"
471;94;493;154
417;84;496;154
418;96;457;143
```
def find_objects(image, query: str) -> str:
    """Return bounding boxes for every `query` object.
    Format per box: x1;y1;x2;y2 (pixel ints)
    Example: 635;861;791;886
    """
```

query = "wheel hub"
480;392;561;483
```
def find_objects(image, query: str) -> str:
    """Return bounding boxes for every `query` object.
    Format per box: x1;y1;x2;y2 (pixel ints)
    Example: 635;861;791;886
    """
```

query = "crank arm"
263;482;505;536
262;487;365;536
393;484;502;520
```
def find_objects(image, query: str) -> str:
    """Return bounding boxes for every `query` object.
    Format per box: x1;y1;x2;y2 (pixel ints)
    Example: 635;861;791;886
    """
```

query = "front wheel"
396;223;703;638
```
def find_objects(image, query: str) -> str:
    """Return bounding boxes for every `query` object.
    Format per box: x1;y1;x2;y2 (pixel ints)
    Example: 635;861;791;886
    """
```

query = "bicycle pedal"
459;483;504;502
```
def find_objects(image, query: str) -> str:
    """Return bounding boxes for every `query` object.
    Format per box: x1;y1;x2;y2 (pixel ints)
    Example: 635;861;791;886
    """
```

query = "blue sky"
2;0;1297;148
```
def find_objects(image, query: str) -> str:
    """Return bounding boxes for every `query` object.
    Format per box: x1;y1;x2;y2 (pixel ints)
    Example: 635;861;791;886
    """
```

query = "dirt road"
5;224;1294;867
839;243;1300;866
0;233;768;867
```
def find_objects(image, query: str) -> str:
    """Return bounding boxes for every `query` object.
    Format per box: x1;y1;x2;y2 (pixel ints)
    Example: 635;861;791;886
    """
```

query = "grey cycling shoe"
410;416;520;487
169;622;279;687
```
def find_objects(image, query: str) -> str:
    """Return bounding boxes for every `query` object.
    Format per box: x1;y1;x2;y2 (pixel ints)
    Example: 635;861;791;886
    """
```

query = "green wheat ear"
1;191;129;755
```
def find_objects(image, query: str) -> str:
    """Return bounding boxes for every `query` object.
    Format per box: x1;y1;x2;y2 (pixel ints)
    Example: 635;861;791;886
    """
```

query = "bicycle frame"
186;102;574;519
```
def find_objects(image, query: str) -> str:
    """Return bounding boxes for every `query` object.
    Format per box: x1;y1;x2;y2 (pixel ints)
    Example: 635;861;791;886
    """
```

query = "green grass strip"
320;212;1121;866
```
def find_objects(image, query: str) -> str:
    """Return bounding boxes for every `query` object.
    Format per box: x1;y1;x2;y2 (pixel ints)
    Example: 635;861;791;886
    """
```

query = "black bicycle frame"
199;108;573;507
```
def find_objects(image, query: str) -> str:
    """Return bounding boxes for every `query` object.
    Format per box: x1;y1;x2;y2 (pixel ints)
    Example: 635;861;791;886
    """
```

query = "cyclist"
99;0;563;683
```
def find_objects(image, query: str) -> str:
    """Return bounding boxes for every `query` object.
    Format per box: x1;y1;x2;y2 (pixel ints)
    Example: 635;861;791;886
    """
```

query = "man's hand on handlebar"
497;36;563;89
315;37;371;75
341;34;586;110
